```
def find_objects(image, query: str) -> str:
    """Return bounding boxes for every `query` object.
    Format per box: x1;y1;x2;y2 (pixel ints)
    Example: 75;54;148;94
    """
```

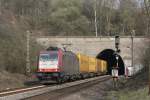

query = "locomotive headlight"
116;56;119;60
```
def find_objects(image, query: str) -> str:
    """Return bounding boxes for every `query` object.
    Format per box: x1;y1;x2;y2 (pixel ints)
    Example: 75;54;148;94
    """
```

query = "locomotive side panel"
62;51;80;75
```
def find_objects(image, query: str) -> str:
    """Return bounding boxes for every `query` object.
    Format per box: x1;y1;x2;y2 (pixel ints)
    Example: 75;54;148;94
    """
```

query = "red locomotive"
36;47;79;83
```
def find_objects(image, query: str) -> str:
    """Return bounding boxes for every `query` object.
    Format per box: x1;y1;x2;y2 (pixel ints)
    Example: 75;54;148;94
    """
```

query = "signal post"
112;35;120;89
147;46;150;95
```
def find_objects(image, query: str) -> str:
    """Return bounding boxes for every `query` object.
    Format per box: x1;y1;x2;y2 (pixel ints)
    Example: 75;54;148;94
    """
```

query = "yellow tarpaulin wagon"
77;53;107;77
97;59;101;73
97;59;107;74
101;60;107;73
88;57;97;73
76;53;89;73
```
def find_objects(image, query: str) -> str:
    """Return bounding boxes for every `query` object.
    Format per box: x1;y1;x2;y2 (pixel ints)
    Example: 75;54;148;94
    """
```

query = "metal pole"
26;30;31;75
131;30;135;68
94;0;98;37
148;62;150;95
131;35;133;68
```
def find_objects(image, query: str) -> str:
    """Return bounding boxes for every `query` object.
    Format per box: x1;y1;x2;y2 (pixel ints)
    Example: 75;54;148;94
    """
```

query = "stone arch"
96;49;125;75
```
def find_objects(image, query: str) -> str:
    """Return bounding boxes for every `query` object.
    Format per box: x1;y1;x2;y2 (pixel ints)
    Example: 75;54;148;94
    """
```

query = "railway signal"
112;35;120;89
112;54;119;78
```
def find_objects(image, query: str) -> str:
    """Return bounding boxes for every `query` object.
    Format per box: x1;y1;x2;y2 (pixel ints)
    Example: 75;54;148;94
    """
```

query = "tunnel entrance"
96;49;125;75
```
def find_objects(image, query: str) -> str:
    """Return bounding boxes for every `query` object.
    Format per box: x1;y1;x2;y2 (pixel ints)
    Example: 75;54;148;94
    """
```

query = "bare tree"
144;0;150;35
144;0;150;16
143;0;150;94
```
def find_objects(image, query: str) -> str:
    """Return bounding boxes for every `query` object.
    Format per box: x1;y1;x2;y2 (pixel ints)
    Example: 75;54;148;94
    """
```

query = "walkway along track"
0;75;110;100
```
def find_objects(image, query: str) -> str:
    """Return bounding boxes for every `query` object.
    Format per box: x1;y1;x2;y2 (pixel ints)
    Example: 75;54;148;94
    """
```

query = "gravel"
25;76;113;100
58;79;113;100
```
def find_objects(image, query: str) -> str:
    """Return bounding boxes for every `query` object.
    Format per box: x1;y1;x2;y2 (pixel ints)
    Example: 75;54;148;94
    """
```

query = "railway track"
0;85;46;96
0;75;110;100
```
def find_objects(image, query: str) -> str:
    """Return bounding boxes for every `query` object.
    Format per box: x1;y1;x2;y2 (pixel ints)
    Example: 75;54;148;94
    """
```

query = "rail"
0;75;110;100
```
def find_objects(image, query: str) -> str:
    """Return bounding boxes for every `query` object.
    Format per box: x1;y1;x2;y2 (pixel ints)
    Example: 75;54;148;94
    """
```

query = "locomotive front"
36;47;63;82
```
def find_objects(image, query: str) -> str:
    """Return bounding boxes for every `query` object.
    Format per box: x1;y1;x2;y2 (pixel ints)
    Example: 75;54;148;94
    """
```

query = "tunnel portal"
96;49;125;75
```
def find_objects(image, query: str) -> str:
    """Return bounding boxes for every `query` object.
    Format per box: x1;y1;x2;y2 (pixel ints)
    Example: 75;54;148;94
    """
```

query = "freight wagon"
97;59;107;74
77;53;107;78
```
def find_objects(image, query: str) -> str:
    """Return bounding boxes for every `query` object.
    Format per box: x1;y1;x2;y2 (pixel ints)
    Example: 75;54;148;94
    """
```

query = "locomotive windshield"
50;53;58;61
39;54;50;61
39;53;58;61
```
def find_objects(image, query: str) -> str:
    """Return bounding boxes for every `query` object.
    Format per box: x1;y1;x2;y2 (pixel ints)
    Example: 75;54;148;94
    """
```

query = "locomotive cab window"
39;53;58;61
39;54;50;61
50;53;58;61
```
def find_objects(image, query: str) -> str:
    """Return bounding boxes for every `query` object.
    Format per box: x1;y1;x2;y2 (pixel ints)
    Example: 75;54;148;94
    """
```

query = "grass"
106;86;150;100
106;69;150;100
